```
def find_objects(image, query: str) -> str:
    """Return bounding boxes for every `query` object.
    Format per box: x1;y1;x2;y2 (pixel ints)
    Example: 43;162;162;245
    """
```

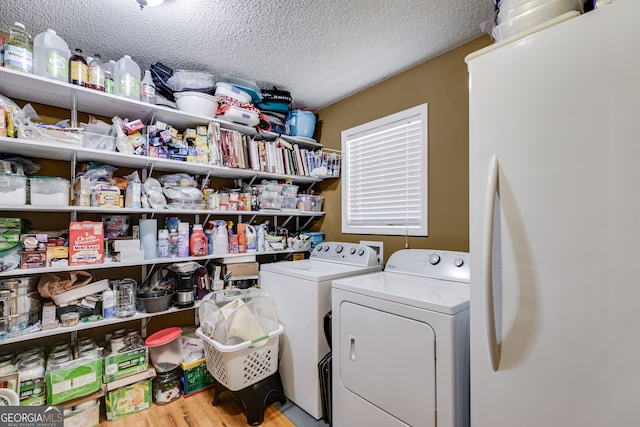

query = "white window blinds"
341;104;428;236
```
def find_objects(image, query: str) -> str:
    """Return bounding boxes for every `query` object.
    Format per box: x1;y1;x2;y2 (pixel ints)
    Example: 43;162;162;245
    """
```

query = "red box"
68;221;104;265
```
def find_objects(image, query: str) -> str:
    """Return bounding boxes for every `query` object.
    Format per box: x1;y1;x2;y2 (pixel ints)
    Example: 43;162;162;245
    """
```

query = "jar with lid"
17;356;45;381
153;368;181;404
124;329;144;348
109;335;126;355
47;352;72;370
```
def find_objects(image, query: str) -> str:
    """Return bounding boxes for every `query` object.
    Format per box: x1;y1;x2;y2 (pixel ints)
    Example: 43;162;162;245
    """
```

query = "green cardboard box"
19;376;46;406
104;379;152;421
0;218;22;230
45;356;103;405
103;347;148;383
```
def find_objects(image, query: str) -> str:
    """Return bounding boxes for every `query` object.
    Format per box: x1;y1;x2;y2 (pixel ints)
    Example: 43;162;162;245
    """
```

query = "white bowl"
493;0;581;40
174;91;218;118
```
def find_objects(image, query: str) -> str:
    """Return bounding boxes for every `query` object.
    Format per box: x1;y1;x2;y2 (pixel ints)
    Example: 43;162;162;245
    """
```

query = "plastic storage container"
29;176;69;206
214;82;252;104
174;92;218;117
0;174;27;205
33;29;70;82
297;194;323;212
114;55;141;100
286;109;316;138
145;327;184;372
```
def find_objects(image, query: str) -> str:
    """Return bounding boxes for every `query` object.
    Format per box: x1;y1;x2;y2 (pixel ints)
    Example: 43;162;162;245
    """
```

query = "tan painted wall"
313;36;492;263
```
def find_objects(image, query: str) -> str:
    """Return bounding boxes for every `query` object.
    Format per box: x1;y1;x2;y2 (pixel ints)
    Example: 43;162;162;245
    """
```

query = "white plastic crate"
196;324;284;391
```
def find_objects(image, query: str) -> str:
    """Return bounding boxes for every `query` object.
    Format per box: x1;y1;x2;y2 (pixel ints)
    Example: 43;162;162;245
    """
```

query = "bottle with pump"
33;29;70;82
69;48;87;86
115;55;141;100
87;54;105;91
190;224;208;257
103;59;116;94
4;22;32;73
141;70;156;104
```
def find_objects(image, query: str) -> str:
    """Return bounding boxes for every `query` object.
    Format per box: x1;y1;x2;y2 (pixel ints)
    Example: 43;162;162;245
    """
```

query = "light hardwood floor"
99;387;296;427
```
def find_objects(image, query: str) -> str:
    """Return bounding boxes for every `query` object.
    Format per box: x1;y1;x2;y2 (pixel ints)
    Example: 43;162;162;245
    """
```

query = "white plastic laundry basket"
196;323;284;391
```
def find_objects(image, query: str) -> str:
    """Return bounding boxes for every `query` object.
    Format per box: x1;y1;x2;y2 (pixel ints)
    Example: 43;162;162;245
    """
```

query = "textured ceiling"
0;0;494;111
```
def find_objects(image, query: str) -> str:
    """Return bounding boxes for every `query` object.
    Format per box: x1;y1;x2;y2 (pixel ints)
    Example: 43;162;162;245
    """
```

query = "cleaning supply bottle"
237;223;247;253
245;224;257;252
33;29;70;82
141;70;156;104
69;48;87;86
190;224;208;257
213;221;229;255
87;54;105;91
257;223;266;252
115;55;141;100
178;222;189;257
4;22;32;73
158;229;169;258
103;59;116;94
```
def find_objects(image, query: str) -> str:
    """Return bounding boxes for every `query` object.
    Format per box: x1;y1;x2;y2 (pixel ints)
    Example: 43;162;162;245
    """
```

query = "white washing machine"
260;242;381;419
332;249;470;427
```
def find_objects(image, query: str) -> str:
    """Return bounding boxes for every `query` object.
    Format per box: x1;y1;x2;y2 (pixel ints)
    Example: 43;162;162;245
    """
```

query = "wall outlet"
360;240;384;266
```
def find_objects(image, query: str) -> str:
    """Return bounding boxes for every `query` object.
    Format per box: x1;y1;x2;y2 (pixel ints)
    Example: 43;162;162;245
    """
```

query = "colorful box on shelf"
103;347;149;383
104;379;152;421
46;356;103;405
19;375;46;406
68;222;104;266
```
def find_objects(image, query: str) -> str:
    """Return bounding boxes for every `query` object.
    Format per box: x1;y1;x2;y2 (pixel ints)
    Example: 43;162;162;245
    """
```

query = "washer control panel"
311;242;379;267
385;249;470;283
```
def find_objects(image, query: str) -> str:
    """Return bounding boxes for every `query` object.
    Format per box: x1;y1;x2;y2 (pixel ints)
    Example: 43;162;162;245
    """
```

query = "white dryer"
259;242;381;419
332;249;470;427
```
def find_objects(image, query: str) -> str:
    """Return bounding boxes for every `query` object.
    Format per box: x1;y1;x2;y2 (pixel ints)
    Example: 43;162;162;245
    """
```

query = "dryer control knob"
324;245;330;251
349;248;356;254
357;249;365;256
336;245;344;253
316;245;323;251
429;254;441;265
454;258;464;267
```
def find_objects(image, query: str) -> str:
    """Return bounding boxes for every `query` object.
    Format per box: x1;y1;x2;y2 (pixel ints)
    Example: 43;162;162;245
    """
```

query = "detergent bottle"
190;224;208;257
257;223;266;252
245;224;257;252
213;221;229;255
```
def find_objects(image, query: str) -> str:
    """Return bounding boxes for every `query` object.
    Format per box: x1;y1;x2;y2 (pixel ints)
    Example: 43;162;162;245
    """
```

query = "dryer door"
339;301;436;427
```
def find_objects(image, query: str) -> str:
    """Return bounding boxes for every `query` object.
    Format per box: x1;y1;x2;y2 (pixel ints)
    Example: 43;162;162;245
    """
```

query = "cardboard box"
104;379;152;421
68;222;104;266
225;261;259;277
0;218;22;230
103;347;149;383
46;356;103;405
64;400;100;427
19;376;46;406
46;245;68;266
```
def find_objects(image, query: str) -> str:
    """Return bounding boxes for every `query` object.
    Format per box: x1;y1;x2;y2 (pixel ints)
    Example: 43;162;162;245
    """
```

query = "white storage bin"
218;106;260;127
0;174;27;205
29;176;70;206
214;82;252;104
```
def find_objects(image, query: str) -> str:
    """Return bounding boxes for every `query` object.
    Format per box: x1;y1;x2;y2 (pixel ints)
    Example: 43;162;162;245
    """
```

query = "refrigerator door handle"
484;155;500;372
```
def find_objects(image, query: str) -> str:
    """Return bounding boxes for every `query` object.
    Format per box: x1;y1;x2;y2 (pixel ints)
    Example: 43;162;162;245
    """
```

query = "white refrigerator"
467;1;640;426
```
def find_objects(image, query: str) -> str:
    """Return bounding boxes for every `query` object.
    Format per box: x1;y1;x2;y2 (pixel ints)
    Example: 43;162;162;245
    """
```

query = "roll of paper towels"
139;219;158;260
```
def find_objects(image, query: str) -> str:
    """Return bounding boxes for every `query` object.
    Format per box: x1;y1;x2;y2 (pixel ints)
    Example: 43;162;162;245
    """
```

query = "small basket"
196;324;284;391
180;358;216;397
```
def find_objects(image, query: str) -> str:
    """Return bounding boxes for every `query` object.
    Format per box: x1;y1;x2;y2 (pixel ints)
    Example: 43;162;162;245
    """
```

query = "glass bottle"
87;54;105;91
69;48;87;86
153;368;181;404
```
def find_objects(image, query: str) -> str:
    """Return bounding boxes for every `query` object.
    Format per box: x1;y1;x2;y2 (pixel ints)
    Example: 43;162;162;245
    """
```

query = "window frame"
341;103;428;236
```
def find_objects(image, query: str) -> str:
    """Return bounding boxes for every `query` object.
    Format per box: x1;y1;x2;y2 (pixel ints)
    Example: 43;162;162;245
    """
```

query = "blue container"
302;232;324;249
286;110;316;138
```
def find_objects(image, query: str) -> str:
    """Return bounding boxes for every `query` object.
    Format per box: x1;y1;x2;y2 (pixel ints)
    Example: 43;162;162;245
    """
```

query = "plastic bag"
167;71;215;92
37;270;94;298
111;116;134;154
